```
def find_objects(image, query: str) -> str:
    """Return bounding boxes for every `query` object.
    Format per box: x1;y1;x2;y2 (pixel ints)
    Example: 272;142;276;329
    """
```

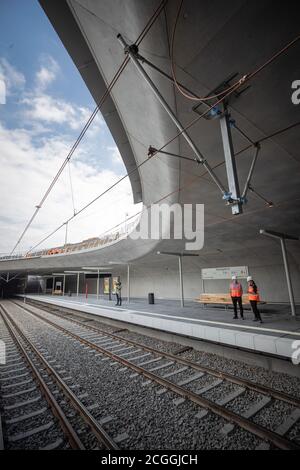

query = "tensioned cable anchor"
148;146;198;163
248;185;274;208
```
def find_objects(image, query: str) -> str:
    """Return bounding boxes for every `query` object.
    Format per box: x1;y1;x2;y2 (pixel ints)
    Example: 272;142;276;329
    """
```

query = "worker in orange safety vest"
230;276;244;320
247;276;263;323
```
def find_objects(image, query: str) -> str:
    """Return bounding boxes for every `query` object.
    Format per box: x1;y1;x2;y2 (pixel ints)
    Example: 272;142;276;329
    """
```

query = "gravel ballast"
2;300;300;450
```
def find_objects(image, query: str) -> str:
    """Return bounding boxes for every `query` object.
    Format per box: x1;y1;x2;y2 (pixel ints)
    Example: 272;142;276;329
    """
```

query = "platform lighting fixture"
52;271;96;276
81;267;110;271
64;270;85;274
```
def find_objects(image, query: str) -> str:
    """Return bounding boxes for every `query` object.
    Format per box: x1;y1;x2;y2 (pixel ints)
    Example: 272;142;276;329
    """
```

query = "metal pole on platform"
127;264;130;304
62;274;65;296
96;269;100;301
178;255;184;308
157;252;199;307
260;230;298;317
117;34;226;197
77;273;80;297
109;276;112;301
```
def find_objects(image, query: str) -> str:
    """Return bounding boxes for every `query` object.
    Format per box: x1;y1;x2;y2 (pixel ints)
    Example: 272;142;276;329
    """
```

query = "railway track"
0;302;118;450
3;298;300;450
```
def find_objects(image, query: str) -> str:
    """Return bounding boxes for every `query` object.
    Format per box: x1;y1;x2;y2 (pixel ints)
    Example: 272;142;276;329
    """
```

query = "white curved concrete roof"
2;0;300;291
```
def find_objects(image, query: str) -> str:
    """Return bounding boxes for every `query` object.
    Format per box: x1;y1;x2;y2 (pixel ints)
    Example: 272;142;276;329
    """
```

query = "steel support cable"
39;117;300;253
25;114;299;256
73;117;300;244
24;21;299;255
68;161;76;217
170;0;247;102
233;120;300;158
135;0;168;45
98;210;142;239
151;120;300;208
171;1;300;103
26;158;150;254
196;120;300;187
10;64;126;257
9;0;168;256
152;33;300;158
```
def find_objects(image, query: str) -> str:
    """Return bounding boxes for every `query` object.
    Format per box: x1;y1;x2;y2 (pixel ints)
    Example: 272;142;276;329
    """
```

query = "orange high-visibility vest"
248;286;260;302
230;282;243;297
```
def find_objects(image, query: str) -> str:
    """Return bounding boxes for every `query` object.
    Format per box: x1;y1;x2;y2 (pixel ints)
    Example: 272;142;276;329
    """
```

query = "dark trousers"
116;293;122;306
231;297;244;318
250;300;262;321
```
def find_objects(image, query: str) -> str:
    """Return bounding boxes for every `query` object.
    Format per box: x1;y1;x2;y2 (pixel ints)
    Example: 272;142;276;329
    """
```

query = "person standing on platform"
247;276;263;323
115;279;122;306
230;276;244;320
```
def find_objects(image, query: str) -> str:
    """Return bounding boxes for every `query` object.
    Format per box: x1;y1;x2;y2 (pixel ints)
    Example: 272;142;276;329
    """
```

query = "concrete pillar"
179;255;184;308
96;269;100;301
109;276;112;301
77;273;80;297
127;264;130;303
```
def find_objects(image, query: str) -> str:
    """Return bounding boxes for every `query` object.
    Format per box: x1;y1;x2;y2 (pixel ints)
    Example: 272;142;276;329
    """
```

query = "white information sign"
201;266;249;280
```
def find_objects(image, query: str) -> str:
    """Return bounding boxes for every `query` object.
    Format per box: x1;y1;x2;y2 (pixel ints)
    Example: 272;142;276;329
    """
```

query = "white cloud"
107;145;123;165
36;56;59;90
0;57;25;96
0;121;140;254
0;76;6;104
22;93;104;132
0;56;138;254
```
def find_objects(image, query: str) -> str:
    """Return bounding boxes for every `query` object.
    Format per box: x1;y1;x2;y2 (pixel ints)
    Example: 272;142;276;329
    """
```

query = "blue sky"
0;0;92;120
0;0;140;254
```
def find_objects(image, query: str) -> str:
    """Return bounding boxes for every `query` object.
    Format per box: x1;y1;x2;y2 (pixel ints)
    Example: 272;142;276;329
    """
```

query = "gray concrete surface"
23;294;300;362
1;1;300;306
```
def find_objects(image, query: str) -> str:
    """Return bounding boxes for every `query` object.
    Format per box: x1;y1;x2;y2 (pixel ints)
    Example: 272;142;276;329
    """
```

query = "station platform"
21;294;300;364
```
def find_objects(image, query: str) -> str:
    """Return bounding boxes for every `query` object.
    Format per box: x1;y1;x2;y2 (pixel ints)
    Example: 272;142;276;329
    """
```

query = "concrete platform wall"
63;259;300;304
122;267;300;303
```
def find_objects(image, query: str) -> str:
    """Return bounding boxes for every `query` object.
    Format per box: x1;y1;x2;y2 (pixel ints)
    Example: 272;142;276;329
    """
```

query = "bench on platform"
52;290;63;296
195;293;266;309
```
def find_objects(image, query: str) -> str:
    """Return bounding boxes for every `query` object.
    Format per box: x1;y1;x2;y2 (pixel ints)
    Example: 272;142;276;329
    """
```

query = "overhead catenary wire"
9;0;168;256
24;23;300;254
170;0;248;102
234;120;300;158
9;66;126;256
26;117;300;254
28;115;299;255
152;31;300;158
26;149;151;254
68;161;76;217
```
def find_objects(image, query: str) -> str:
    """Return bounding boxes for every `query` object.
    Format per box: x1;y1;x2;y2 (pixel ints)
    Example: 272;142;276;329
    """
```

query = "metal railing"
0;214;140;262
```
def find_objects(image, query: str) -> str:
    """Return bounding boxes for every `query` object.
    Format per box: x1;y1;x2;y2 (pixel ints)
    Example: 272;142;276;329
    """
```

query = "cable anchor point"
147;146;157;158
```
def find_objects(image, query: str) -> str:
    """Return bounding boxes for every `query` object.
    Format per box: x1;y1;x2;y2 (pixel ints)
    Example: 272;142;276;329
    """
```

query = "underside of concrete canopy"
1;0;300;304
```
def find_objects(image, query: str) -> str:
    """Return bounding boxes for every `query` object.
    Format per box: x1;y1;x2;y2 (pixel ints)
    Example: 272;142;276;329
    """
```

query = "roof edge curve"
39;0;142;204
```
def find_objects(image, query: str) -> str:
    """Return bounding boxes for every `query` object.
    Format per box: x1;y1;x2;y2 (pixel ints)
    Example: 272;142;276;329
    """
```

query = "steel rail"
22;299;300;410
0;303;119;450
13;301;300;451
0;412;4;451
0;305;85;450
